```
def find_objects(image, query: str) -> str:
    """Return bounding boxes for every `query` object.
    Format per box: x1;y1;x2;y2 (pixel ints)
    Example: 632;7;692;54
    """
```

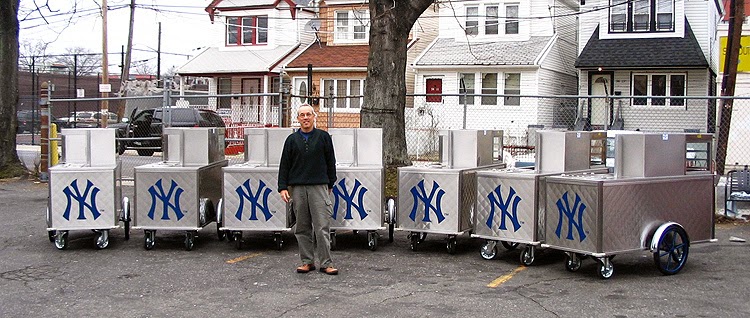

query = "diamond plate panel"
134;168;200;229
222;167;290;231
49;167;117;230
474;172;538;243
544;180;600;253
397;168;463;234
331;168;384;230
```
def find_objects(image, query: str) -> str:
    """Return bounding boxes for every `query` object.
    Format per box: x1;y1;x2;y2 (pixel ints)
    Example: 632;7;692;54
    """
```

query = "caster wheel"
95;230;110;249
520;245;535;266
501;241;520;251
233;231;243;250
367;231;379;251
217;222;226;241
48;230;56;243
144;230;155;250
446;236;457;254
54;231;69;250
273;232;283;250
480;240;498;260
565;252;582;272
597;257;614;279
409;232;420;251
184;231;196;251
653;224;689;275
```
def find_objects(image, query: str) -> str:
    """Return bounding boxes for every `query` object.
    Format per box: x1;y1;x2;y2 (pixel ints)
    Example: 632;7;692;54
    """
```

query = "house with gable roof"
575;0;723;132
177;0;317;124
410;0;580;139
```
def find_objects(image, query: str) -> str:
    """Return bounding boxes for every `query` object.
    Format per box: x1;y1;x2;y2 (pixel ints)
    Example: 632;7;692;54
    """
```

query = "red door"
426;78;442;103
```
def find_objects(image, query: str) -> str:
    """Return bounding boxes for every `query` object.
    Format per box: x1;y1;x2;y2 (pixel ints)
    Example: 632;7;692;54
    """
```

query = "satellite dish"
304;19;321;33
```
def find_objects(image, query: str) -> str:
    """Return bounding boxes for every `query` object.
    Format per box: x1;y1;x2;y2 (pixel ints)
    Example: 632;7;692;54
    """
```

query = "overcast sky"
18;0;218;74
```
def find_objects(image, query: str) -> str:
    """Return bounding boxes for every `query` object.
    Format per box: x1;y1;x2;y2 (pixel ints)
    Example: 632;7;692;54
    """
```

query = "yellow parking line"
487;266;527;288
226;252;262;264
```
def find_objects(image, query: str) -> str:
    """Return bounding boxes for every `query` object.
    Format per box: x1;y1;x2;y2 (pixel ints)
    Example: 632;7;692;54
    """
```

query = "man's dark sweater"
278;128;337;191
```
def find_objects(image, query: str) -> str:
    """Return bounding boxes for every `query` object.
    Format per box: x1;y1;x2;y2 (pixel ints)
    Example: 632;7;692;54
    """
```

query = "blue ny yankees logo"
486;185;522;232
332;178;369;220
235;179;273;221
555;191;587;241
147;179;185;221
62;179;101;221
409;180;446;223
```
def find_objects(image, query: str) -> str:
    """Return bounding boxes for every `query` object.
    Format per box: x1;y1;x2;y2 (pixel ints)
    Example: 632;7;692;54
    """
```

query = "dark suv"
16;110;41;133
111;107;226;156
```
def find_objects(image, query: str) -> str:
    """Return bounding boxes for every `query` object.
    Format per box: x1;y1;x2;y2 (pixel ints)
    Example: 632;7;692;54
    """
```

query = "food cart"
219;128;295;250
329;128;393;251
133;127;227;250
473;131;608;265
542;132;715;279
397;129;504;254
47;128;130;249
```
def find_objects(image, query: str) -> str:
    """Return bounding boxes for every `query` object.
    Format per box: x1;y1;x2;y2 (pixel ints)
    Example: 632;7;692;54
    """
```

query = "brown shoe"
296;264;316;273
319;267;339;275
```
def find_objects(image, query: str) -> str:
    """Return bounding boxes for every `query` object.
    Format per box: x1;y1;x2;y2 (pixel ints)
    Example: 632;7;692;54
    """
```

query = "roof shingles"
286;43;370;68
415;37;553;66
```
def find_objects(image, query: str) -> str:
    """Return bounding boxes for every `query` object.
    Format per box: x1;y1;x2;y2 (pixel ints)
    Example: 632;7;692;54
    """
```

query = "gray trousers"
289;184;333;268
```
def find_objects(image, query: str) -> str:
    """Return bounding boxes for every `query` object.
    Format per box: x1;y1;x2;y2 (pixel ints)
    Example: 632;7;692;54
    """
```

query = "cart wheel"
47;230;56;243
216;222;226;241
597;257;614;279
216;199;226;241
409;232;420;251
121;197;131;241
653;224;690;275
233;231;243;250
184;231;196;251
54;231;69;250
565;252;582;272
95;230;110;249
367;231;379;251
418;232;427;243
480;240;498;260
520;245;535;266
144;230;155;250
501;241;520;251
330;231;337;251
388;223;394;243
446;236;457;254
273;232;284;250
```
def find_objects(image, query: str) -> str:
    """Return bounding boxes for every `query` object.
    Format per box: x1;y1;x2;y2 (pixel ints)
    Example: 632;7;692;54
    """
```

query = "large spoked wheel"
386;197;396;243
597;257;614;279
653;224;690;275
273;232;284;250
95;230;110;249
520;245;535;266
144;230;155;250
184;231;196;251
501;241;520;251
121;197;131;241
216;199;226;241
54;231;69;250
367;231;379;251
565;252;582;272
480;240;498;260
446;235;457;254
233;231;243;250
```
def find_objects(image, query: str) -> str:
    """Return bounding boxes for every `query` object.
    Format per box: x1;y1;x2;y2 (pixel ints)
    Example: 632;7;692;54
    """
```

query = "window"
459;73;475;105
632;73;686;106
609;0;674;33
481;73;498;105
322;79;365;110
485;6;499;35
218;78;232;108
226;16;268;46
466;6;479;35
504;73;521;106
269;76;281;105
505;5;519;35
335;10;369;42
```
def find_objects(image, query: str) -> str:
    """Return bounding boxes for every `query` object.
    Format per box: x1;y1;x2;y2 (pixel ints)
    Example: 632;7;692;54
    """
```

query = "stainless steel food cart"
329;128;393;251
133;127;227;250
47;128;130;250
397;129;504;253
219;128;295;250
473;131;608;265
542;132;715;279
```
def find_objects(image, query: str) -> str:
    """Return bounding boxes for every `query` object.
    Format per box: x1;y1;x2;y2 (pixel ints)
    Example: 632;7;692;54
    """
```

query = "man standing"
278;104;338;275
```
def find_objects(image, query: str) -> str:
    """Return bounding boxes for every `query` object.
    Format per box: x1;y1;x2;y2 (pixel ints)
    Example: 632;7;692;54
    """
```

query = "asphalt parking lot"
2;177;750;317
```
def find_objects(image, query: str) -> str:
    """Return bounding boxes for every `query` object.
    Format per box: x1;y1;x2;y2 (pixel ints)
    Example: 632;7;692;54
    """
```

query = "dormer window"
609;0;674;33
226;16;268;46
465;3;520;37
335;10;369;43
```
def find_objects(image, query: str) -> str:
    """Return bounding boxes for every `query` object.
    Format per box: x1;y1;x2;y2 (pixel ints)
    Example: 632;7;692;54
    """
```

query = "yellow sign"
720;36;750;73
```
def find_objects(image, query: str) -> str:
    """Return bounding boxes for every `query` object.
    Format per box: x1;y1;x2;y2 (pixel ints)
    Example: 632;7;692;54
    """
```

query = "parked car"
111;107;226;156
16;110;41;133
53;111;118;129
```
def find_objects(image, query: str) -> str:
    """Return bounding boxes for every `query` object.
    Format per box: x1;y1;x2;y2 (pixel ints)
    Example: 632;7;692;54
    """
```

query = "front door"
426;78;442;103
589;74;612;130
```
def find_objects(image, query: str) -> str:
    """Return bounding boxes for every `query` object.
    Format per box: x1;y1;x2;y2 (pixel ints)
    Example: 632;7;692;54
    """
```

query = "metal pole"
163;78;172;127
40;82;50;182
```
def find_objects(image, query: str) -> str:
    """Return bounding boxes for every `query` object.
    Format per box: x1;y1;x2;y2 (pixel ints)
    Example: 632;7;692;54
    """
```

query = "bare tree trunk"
362;0;433;168
0;0;25;178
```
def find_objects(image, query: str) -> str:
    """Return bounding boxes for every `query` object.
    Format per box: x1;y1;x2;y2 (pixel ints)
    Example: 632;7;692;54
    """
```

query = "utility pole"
717;0;744;174
157;22;162;84
100;0;110;128
117;0;136;119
